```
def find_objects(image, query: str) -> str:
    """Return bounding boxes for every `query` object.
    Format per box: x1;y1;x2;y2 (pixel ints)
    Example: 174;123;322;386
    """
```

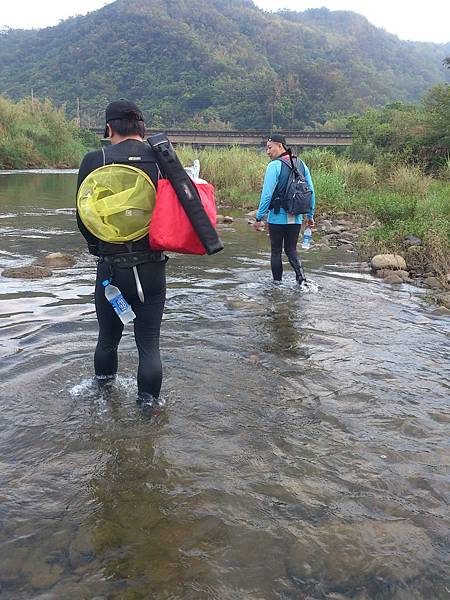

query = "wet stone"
424;276;443;290
33;252;76;268
23;556;64;590
376;269;410;281
68;527;94;569
371;254;407;271
383;273;404;284
2;266;52;279
436;292;450;309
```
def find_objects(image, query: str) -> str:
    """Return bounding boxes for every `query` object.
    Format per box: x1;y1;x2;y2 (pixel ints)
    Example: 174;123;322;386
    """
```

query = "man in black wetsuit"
76;100;166;408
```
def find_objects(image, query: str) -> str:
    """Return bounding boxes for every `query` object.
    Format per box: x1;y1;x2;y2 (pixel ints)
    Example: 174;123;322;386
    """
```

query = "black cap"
267;133;287;146
104;99;144;137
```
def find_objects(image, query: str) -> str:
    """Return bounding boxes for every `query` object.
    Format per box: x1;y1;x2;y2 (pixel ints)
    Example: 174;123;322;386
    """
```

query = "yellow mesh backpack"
77;164;156;243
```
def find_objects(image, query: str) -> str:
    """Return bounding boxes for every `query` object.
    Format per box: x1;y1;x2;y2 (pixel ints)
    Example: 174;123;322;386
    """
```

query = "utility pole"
30;87;35;114
76;97;81;127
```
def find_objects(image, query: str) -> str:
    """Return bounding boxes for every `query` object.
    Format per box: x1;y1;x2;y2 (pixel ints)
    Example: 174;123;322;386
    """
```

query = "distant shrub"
339;162;377;190
0;95;88;168
388;165;431;197
300;148;337;173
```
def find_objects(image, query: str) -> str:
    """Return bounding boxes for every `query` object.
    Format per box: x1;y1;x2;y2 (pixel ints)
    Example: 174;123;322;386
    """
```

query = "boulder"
371;254;407;271
383;273;403;284
376;269;410;281
222;215;234;224
437;292;450;308
327;226;346;234
319;219;332;232
336;238;355;246
245;210;257;218
336;219;353;229
34;252;76;268
2;266;52;279
424;276;442;290
434;306;450;316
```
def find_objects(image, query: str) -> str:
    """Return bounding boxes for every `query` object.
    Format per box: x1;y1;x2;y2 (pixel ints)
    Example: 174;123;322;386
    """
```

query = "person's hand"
307;218;315;229
254;220;265;231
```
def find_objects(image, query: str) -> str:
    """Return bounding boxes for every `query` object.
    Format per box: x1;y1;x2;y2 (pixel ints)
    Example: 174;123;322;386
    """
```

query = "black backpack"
273;153;313;216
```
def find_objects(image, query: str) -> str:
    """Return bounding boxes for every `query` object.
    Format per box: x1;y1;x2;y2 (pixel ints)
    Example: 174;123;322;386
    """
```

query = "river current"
0;171;449;599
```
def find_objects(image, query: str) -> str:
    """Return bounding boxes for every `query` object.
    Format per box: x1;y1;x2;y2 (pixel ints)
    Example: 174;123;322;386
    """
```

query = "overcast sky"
1;0;449;44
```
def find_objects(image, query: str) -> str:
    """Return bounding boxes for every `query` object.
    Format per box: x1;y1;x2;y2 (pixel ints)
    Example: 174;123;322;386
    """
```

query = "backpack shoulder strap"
296;158;306;177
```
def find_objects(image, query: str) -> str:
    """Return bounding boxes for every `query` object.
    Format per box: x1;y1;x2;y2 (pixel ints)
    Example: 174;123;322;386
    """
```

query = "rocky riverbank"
241;210;450;310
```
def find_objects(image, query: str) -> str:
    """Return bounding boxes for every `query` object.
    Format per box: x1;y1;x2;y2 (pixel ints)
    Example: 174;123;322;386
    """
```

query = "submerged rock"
2;266;52;279
33;252;76;268
288;520;433;584
371;254;407;271
383;273;404;284
436;292;450;309
376;269;410;281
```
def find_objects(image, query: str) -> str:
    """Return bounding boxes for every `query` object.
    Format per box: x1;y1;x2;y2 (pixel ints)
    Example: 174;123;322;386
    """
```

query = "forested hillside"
0;0;448;129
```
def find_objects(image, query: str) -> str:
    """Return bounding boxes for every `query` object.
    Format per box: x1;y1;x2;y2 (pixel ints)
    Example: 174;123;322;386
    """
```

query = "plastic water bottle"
102;280;135;324
302;227;312;250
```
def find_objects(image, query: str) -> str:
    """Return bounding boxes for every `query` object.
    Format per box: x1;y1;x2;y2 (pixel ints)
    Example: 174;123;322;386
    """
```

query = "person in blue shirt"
254;134;315;285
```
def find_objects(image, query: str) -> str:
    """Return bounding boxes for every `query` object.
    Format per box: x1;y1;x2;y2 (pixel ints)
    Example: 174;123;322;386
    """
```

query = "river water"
0;171;449;600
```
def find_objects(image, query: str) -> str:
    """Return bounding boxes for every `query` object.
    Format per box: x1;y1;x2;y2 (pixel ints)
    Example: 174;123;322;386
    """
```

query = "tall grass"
0;95;93;168
177;145;267;206
178;146;449;277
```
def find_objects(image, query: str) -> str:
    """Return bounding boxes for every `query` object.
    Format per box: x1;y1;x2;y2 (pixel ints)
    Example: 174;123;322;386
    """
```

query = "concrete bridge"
90;128;352;147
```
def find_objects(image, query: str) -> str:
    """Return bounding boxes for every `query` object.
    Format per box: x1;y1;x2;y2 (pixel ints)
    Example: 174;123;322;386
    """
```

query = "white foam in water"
70;378;96;397
299;279;319;293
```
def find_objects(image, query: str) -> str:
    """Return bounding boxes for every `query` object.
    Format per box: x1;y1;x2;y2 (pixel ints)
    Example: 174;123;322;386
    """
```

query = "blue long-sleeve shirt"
256;158;315;225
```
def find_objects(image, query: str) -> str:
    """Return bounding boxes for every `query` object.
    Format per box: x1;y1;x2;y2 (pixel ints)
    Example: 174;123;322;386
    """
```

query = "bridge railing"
89;128;352;146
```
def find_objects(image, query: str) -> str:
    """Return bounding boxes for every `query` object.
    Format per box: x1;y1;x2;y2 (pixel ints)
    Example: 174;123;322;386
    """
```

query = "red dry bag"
149;179;217;255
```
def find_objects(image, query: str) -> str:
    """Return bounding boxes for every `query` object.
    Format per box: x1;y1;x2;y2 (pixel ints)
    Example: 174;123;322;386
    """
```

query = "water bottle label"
111;295;129;314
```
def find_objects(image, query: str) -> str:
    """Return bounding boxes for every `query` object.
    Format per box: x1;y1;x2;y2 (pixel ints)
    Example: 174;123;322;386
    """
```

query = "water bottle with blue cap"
102;280;136;324
302;226;312;250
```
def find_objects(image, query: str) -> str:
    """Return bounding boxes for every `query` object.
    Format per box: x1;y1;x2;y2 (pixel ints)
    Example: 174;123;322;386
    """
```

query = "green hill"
0;0;448;129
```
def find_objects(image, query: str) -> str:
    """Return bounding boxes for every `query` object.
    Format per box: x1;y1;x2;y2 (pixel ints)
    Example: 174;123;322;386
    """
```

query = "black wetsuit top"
76;139;159;256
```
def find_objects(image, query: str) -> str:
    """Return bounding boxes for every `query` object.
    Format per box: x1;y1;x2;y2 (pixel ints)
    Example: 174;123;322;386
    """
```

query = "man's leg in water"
268;224;285;281
132;261;166;401
284;224;305;283
94;268;124;381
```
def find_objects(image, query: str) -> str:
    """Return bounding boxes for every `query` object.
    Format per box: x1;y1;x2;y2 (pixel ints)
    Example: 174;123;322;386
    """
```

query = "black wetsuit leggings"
94;258;166;398
268;223;305;282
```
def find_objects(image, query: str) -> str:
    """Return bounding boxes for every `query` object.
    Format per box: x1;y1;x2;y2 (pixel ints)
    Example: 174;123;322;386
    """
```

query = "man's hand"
307;218;315;230
254;220;265;231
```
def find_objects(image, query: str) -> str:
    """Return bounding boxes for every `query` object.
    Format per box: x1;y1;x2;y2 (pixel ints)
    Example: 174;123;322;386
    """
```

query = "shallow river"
0;171;449;600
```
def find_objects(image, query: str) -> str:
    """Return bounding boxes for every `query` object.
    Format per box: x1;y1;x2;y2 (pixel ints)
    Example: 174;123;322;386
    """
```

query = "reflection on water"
0;172;449;599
